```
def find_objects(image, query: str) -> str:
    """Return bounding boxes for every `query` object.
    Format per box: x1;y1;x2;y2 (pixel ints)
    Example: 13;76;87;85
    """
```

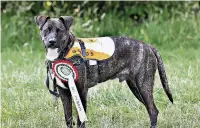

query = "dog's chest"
66;37;115;61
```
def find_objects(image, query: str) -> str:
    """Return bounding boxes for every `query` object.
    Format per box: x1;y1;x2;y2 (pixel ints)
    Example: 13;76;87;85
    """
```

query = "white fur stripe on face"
46;48;59;61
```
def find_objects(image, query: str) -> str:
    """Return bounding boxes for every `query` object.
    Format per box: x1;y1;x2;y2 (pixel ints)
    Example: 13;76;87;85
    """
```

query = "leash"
46;61;59;97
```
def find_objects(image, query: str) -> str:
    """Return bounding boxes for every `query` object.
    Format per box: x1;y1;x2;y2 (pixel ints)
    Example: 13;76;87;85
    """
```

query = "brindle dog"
35;15;173;128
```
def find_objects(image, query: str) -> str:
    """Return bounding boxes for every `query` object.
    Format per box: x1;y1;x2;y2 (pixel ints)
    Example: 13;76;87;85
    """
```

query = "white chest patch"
46;48;59;61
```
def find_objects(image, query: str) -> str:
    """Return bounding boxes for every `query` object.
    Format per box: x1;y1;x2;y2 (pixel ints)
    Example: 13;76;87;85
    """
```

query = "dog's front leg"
58;87;73;128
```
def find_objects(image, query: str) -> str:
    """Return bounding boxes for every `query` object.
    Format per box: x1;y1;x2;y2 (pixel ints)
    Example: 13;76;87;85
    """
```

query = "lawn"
1;15;200;128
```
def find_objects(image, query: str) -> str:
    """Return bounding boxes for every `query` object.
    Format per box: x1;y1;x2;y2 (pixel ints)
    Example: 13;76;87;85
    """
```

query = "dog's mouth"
47;43;58;49
48;43;55;48
46;48;59;61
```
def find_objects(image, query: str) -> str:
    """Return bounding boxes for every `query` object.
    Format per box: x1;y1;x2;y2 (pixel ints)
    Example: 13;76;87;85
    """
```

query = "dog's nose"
49;38;57;44
49;40;56;44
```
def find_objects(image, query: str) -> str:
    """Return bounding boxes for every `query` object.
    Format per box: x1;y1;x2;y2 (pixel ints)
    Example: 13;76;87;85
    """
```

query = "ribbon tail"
68;75;87;123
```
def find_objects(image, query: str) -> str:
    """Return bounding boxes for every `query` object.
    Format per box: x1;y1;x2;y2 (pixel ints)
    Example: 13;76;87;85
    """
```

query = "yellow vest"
65;37;115;61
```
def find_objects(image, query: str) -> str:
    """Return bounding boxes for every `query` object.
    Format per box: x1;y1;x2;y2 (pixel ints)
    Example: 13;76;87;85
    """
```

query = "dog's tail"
150;46;173;103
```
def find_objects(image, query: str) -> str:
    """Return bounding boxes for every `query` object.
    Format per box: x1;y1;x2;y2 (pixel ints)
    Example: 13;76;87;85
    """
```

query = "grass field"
1;15;200;128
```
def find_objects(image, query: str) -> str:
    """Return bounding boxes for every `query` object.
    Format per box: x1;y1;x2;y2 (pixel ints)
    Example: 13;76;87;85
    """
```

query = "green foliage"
2;10;200;51
1;1;200;50
2;1;200;21
1;14;42;51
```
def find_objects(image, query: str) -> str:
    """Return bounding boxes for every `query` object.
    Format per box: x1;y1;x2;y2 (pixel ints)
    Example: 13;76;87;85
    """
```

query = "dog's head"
35;15;74;60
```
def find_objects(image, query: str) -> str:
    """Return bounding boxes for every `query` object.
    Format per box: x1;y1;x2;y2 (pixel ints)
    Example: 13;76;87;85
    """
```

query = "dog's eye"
43;29;49;36
48;27;52;31
56;28;60;33
44;29;48;33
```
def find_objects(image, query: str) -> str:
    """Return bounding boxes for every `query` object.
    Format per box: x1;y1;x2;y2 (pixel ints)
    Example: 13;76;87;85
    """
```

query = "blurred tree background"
1;1;200;50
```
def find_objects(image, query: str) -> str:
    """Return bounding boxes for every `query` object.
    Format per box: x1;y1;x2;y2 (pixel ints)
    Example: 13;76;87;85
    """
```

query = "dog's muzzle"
47;38;57;48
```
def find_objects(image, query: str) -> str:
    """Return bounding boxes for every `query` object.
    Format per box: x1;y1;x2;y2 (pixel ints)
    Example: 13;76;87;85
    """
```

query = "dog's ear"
59;16;74;30
35;15;50;30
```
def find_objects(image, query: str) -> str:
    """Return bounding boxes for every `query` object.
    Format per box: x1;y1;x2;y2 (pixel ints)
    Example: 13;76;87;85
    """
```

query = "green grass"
2;14;200;128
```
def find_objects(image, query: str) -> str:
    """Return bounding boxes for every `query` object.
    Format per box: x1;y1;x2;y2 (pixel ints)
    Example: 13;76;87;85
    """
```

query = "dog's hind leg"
138;81;159;128
126;79;145;104
127;78;158;128
135;67;159;128
58;87;73;128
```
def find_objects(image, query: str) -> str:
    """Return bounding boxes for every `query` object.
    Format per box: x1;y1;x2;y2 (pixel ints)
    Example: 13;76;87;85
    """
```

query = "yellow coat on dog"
65;37;115;61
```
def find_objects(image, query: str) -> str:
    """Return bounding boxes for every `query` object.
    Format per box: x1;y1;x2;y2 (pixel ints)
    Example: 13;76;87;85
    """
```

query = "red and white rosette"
52;60;79;82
